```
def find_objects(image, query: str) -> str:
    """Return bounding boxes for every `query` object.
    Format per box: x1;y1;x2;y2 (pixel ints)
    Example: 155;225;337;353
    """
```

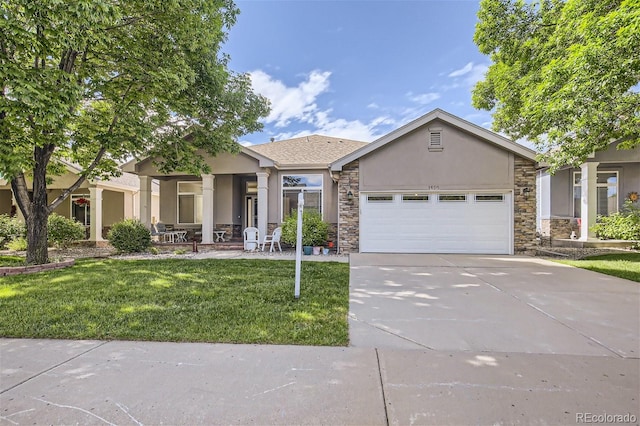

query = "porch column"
580;162;599;240
139;176;152;228
256;170;270;243
201;174;215;244
89;187;103;241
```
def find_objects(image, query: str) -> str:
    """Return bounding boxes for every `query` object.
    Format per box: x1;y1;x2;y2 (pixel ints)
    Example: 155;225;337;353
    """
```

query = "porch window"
573;171;618;217
71;194;91;226
282;174;322;219
177;181;203;224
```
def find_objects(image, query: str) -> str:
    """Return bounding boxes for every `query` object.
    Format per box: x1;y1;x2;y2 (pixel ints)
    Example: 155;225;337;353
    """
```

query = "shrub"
7;237;28;252
48;213;87;248
281;210;328;247
592;200;640;247
107;219;151;253
0;214;26;249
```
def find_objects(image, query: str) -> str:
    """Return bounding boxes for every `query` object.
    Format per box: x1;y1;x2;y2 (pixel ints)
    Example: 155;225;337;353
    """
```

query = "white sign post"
294;192;304;299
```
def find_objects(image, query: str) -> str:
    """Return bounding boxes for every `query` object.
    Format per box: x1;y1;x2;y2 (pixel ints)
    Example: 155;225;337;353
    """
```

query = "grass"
557;253;640;282
0;255;26;267
0;258;350;346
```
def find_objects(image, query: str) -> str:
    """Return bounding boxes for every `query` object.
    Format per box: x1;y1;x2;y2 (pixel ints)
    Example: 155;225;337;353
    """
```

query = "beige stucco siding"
136;151;261;177
102;190;124;226
0;190;12;215
215;174;234;224
359;120;514;191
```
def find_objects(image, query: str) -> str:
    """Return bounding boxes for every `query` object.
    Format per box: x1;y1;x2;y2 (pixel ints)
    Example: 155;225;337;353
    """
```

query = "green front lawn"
557;253;640;282
0;258;350;345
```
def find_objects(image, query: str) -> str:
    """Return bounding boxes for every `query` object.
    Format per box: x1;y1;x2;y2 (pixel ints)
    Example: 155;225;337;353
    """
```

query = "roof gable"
330;109;536;171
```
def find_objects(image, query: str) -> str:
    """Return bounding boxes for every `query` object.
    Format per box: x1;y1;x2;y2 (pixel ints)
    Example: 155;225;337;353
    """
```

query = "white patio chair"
261;227;282;252
243;227;260;251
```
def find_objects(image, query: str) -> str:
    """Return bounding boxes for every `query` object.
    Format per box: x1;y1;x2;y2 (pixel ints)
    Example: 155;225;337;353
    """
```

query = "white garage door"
360;192;512;254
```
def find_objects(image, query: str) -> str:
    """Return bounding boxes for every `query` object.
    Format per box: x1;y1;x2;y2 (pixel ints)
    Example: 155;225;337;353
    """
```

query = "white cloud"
448;62;474;77
249;69;332;128
367;102;380;109
239;140;254;147
407;92;441;105
448;62;489;87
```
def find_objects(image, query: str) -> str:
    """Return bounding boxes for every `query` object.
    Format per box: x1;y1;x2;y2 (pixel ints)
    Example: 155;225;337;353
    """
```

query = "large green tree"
473;0;640;170
0;0;269;264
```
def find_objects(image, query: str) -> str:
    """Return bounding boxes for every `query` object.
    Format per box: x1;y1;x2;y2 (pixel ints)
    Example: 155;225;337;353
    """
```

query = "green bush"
107;219;151;253
592;200;640;247
7;236;28;252
0;214;26;249
48;213;87;248
281;210;328;247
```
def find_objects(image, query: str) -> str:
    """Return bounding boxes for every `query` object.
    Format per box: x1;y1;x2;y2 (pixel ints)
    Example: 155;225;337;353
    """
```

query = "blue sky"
224;0;494;146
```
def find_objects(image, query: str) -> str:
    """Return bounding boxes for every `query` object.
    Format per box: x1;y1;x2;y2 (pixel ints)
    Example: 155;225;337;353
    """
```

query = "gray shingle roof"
247;134;368;167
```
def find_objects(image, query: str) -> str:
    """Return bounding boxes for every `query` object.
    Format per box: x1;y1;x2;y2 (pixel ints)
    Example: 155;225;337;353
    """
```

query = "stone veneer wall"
337;161;360;254
540;218;580;240
514;157;537;253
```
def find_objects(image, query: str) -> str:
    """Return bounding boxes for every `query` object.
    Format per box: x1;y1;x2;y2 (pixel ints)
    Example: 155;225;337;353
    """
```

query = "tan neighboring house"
124;109;539;254
537;141;640;243
0;161;159;242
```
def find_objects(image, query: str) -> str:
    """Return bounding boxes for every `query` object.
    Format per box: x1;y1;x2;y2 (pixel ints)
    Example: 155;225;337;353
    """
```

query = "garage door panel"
360;193;511;254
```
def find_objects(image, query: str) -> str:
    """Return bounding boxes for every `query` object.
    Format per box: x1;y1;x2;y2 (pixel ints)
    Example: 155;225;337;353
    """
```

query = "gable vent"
428;128;443;151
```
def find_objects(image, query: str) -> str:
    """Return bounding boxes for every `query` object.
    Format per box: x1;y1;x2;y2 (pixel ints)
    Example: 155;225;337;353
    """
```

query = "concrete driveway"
348;254;639;425
349;254;639;357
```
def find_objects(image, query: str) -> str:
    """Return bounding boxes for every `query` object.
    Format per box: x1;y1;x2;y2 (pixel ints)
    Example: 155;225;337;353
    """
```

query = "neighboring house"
124;109;538;254
537;141;640;242
0;161;159;242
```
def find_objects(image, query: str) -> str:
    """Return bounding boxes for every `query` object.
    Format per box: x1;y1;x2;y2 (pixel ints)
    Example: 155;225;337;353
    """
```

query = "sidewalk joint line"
375;348;390;426
0;340;110;395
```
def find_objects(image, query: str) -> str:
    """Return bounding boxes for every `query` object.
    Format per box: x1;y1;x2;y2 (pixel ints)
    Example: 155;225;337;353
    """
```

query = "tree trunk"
25;204;50;265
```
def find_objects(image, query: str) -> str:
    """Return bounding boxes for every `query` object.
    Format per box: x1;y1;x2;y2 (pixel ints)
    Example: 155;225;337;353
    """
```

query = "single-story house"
124;109;538;254
0;161;159;242
537;140;640;242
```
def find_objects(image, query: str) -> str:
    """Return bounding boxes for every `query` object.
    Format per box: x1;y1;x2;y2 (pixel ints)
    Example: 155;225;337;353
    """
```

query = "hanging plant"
74;197;90;206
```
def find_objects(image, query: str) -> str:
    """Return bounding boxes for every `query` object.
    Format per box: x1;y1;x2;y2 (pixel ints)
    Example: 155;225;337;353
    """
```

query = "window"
177;181;203;224
282;174;322;219
402;194;429;202
428;127;443;151
367;195;394;203
71;194;90;226
573;171;618;217
439;194;467;202
475;194;504;202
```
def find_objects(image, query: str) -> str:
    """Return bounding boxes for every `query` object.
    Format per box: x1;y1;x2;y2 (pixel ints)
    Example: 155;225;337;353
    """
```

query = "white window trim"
177;181;203;225
572;170;619;217
438;194;467;202
474;194;505;203
280;173;324;221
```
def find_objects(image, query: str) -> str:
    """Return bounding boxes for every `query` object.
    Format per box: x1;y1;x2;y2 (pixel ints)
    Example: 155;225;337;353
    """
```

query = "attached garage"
331;109;538;255
359;192;512;254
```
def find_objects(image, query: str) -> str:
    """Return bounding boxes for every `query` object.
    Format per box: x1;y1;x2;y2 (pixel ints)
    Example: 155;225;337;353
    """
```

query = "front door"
245;196;258;228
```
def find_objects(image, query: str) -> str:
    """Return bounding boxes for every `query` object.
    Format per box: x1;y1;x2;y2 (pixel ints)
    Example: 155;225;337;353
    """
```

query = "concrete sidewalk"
2;339;638;425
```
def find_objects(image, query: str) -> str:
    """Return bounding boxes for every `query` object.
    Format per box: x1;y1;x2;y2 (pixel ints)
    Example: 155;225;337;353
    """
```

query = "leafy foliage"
6;237;28;252
281;211;329;247
473;0;640;171
0;0;270;264
47;213;86;248
591;200;640;247
107;219;151;253
0;214;26;249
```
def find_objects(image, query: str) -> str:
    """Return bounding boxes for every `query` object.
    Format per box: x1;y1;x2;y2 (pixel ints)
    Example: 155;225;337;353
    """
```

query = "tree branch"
10;173;31;218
